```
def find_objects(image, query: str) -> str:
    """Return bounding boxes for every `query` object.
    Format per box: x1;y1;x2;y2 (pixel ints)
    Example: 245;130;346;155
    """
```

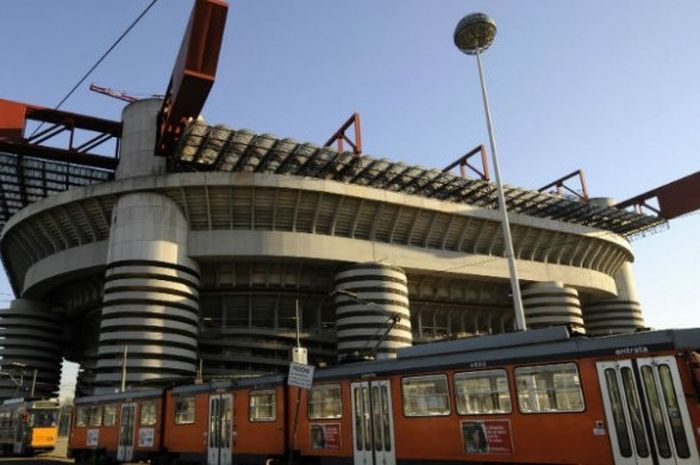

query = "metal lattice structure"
0;152;113;228
176;122;665;237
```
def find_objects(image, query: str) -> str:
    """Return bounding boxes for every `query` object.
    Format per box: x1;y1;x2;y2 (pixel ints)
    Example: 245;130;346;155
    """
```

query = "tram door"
350;380;396;465
207;393;233;465
12;409;26;455
597;356;699;465
117;403;136;462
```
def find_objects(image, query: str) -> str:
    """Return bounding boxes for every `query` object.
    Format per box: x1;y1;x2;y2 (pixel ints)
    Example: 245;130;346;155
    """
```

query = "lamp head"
454;13;497;55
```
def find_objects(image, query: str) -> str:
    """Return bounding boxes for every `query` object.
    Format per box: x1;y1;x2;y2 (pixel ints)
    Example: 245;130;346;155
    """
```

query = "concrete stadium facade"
0;99;649;397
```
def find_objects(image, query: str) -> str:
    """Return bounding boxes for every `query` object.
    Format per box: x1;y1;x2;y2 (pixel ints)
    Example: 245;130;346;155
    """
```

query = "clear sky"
1;1;699;395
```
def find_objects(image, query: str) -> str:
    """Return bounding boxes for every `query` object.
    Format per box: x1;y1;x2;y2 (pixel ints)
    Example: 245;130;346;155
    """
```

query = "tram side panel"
680;352;700;453
132;397;163;461
162;390;210;461
69;394;163;463
235;384;286;462
293;382;354;463
505;358;612;464
68;401;121;460
378;362;612;464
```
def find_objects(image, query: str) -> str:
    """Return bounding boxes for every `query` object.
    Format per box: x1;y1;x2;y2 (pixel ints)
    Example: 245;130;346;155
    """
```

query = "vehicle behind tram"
68;326;700;465
0;398;59;456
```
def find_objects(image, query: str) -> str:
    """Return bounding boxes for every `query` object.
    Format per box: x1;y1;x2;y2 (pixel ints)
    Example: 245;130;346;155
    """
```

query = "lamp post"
454;13;527;331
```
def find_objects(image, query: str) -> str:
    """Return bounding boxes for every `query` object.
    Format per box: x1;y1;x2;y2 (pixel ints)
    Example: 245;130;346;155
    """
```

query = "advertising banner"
461;419;513;454
86;428;99;447
138;427;155;448
310;423;341;450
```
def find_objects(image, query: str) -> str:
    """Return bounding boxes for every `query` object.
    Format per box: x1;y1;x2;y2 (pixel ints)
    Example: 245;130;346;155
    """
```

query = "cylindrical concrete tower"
94;191;200;390
583;261;645;335
334;263;412;361
94;99;200;391
0;299;62;398
115;98;166;180
522;281;585;333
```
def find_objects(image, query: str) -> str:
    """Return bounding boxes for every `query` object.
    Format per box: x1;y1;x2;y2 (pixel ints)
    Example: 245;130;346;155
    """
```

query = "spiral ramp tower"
521;282;585;333
0;300;62;398
334;263;412;361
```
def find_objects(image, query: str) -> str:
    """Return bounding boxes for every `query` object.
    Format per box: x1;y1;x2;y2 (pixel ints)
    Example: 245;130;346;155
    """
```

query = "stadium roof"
0;121;666;236
0;152;112;228
174;122;665;237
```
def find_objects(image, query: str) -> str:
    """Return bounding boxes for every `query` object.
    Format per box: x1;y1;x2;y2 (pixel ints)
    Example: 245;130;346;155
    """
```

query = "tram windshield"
29;409;57;427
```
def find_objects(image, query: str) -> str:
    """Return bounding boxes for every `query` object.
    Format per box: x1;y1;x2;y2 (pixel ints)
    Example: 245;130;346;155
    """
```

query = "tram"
0;398;59;456
68;326;700;465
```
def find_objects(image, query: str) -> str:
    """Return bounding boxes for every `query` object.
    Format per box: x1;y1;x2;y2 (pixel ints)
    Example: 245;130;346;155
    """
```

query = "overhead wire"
29;0;161;137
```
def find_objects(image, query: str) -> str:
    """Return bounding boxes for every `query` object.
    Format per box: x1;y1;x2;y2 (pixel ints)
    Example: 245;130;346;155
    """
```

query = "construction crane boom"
89;84;139;103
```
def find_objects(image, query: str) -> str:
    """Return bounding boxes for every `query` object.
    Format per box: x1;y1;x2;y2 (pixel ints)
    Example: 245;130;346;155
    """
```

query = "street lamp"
454;13;527;331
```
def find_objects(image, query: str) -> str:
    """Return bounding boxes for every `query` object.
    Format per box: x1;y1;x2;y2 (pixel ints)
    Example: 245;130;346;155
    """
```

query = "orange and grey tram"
68;326;700;465
0;398;59;456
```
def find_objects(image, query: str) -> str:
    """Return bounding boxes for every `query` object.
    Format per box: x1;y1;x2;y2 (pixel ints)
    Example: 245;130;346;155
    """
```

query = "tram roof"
314;326;700;380
74;388;163;405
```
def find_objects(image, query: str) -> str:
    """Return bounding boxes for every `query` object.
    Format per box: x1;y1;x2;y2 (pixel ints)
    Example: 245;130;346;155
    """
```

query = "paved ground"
0;459;72;464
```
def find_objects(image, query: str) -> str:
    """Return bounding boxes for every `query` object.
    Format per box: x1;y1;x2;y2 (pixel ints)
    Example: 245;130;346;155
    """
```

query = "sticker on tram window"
86;428;99;447
138;427;154;448
461;420;513;454
310;423;341;450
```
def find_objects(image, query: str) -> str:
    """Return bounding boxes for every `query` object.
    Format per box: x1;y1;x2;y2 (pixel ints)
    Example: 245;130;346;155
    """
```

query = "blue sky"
1;0;698;338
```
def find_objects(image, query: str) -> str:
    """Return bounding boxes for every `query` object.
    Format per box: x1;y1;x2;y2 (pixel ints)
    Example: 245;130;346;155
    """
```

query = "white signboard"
86;428;99;447
287;362;315;390
138;427;154;448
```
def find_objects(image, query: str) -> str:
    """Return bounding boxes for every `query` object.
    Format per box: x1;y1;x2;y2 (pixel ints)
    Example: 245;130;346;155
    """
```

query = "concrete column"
334;263;412;361
521;281;585;333
0;299;62;399
115;98;166;179
94;192;200;390
583;261;645;335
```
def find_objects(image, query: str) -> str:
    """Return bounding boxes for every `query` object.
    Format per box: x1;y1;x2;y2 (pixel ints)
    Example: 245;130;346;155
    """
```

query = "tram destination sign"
288;362;315;390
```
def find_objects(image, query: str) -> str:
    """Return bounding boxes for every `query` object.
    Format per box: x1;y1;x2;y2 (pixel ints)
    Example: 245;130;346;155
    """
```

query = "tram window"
658;364;690;459
174;396;196;425
88;405;102;427
140;400;157;426
308;384;342;419
515;363;584;413
103;404;117;427
455;369;511;415
401;374;450;417
76;407;88;427
249;389;276;421
641;366;671;458
604;368;632;457
619;368;649;457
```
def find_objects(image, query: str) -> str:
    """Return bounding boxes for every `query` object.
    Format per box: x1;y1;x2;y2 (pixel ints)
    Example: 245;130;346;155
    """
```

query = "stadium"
1;1;694;399
0;95;661;397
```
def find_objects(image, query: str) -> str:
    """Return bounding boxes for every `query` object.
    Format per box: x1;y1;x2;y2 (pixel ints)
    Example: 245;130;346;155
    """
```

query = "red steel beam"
157;0;228;156
0;98;121;170
323;113;362;155
616;171;700;219
442;144;490;181
537;169;589;201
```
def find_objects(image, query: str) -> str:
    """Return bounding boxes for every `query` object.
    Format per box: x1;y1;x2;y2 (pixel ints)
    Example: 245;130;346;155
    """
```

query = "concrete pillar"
94;192;200;390
334;263;412;361
583;261;645;335
95;99;199;390
0;299;62;399
115;98;166;179
522;281;585;333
